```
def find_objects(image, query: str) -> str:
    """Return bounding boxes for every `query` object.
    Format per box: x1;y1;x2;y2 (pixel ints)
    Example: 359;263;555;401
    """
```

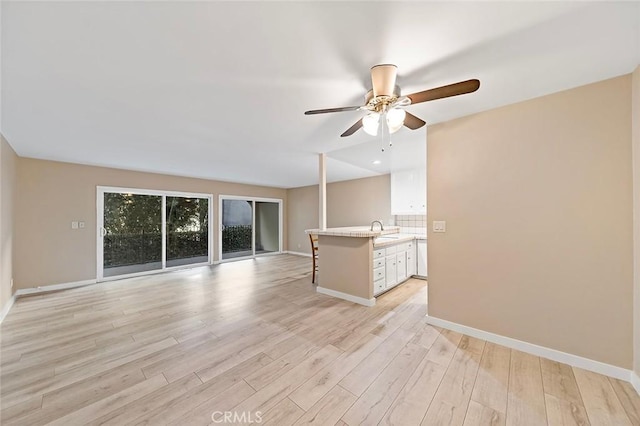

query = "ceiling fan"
304;64;480;137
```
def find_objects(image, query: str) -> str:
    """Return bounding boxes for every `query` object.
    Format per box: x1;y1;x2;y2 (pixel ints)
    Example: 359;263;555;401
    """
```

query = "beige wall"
14;158;287;289
326;174;392;229
287;174;391;255
1;136;17;313
287;185;319;254
318;235;373;300
428;75;633;368
633;65;640;373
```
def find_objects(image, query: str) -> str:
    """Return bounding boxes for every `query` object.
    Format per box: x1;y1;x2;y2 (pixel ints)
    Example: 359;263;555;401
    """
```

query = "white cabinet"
417;240;427;277
373;239;418;296
391;168;426;215
406;241;416;276
385;256;397;288
396;251;407;282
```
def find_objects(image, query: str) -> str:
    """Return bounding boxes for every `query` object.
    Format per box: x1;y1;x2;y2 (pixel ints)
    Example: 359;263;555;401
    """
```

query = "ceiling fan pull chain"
383;116;393;149
380;117;386;152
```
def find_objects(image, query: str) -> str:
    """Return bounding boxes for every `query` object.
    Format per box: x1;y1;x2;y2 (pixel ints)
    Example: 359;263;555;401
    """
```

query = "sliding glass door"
98;187;212;280
220;196;282;261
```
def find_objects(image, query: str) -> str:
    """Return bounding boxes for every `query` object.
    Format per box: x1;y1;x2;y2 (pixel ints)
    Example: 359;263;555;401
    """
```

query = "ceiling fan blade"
371;64;398;98
407;79;480;105
340;119;363;137
403;112;426;130
304;106;361;115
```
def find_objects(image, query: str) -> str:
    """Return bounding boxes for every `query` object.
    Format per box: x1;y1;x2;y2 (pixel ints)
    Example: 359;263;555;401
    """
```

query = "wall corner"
632;64;640;377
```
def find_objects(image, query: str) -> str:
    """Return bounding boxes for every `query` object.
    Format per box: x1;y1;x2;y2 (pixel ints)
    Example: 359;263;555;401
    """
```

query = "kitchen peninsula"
306;226;418;306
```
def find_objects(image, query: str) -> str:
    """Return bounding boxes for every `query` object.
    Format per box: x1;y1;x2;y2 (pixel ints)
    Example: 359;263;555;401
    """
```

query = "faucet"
370;220;384;232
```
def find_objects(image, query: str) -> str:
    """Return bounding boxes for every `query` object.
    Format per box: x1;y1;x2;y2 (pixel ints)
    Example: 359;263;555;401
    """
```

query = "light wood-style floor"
1;255;639;425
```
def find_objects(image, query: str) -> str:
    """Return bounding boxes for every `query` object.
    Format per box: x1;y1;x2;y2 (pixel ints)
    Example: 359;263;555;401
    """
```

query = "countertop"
305;226;401;238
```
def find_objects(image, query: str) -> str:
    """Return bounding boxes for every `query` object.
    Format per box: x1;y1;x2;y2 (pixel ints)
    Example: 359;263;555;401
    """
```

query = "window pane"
255;202;279;255
221;199;253;259
166;197;209;267
103;193;162;277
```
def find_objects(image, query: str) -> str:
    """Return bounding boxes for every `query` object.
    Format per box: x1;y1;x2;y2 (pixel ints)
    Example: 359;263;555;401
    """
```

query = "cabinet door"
396;251;407;282
385;256;397;288
406;245;416;276
391;170;413;215
417;240;427;277
417;167;427;214
391;168;427;215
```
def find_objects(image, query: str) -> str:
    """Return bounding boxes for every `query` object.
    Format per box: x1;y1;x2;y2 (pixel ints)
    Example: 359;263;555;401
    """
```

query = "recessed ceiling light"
372;160;381;165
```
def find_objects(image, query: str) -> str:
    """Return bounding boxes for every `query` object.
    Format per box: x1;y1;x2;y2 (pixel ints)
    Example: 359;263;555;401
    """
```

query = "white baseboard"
316;286;375;307
15;278;98;296
631;372;640;395
425;315;632;382
0;294;16;324
286;251;312;258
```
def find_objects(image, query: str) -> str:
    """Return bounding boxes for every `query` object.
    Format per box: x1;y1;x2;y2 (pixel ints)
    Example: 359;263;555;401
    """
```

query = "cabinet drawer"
374;278;386;295
398;242;413;251
373;258;385;269
373;249;385;260
373;266;385;282
385;245;397;255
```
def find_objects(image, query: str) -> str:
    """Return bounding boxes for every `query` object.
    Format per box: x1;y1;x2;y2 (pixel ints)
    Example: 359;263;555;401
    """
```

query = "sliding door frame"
218;195;283;263
96;186;213;282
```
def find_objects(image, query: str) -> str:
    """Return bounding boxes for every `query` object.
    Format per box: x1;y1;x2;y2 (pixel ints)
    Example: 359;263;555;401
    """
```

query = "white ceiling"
1;1;639;188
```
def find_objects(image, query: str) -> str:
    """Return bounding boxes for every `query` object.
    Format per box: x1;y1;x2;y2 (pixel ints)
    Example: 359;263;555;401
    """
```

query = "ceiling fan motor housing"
371;64;398;97
365;85;401;113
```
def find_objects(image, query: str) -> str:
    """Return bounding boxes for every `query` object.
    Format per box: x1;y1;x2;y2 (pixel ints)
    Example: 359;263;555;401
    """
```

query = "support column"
319;153;327;230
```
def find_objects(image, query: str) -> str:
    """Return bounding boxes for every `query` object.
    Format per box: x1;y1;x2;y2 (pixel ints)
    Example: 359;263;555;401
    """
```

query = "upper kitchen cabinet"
391;167;426;215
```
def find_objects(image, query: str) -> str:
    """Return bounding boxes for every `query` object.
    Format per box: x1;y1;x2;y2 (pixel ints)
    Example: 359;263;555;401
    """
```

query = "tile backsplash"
394;215;426;236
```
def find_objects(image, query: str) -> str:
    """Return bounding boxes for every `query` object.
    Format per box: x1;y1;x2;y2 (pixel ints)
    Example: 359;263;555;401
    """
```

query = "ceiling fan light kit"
304;64;480;138
362;113;380;136
362;108;406;136
386;108;406;133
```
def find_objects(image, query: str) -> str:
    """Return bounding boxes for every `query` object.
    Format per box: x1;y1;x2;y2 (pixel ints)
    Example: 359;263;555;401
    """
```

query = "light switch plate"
71;221;79;229
433;221;446;233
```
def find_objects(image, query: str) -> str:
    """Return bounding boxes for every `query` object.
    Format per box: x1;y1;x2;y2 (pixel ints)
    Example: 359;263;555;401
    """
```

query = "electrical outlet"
71;221;79;229
79;221;85;229
297;244;301;249
433;221;446;233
